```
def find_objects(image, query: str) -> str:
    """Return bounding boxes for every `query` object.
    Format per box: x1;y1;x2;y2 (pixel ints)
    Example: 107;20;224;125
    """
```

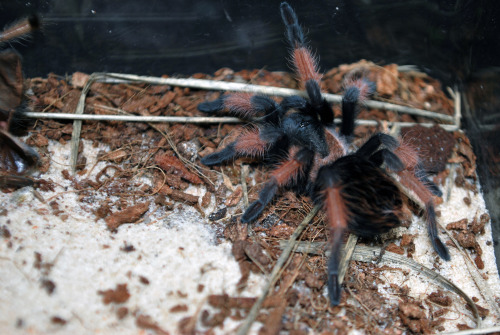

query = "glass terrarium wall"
2;0;499;265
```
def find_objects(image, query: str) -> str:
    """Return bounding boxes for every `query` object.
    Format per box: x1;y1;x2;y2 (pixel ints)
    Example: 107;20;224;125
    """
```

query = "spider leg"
356;133;399;158
323;185;348;306
397;169;450;261
340;80;375;139
197;96;226;114
7;105;33;136
279;95;307;110
369;148;405;172
199;93;280;121
425;201;450;260
241;147;313;223
200;142;237;166
313;163;349;305
0;128;39;174
415;167;443;197
328;223;347;306
391;140;450;260
201;127;276;166
0;15;40;44
0;175;34;188
280;2;333;125
241;181;278;223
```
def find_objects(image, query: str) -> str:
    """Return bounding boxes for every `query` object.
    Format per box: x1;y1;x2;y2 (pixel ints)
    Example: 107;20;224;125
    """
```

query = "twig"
441;326;500;335
70;73;106;172
447;85;462;129
345;286;378;327
236;205;320;335
26;111;241;123
240;165;249;208
100;72;455;123
23;111;459;131
338;234;358;287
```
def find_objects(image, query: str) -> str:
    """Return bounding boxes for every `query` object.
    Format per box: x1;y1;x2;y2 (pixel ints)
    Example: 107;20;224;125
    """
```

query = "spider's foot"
432;236;451;261
327;251;342;306
280;2;304;46
0;129;39;173
0;175;34;188
8;105;33;136
241;200;265;223
200;143;236;166
415;168;443;197
426;202;451;261
198;97;226;113
241;181;279;223
328;273;341;306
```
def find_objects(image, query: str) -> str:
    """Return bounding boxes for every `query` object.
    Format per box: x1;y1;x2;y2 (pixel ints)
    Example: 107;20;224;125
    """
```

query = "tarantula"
0;15;40;188
198;2;450;305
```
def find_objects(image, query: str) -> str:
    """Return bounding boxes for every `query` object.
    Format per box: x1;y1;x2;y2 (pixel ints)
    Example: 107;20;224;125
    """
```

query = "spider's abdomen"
314;155;403;237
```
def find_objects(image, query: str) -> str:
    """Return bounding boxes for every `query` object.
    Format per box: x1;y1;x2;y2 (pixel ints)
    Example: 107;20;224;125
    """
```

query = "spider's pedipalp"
304;80;334;125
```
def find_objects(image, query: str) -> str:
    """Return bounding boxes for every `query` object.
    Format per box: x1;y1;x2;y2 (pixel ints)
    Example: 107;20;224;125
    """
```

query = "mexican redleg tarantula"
198;2;450;305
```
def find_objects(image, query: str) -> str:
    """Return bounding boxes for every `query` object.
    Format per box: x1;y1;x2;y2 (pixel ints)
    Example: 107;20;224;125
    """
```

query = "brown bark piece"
159;187;198;205
98;283;130;304
155;153;202;185
136;314;170;335
105;202;150;230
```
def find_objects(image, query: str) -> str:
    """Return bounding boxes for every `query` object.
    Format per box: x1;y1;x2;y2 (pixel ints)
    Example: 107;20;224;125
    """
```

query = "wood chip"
105;202;150;230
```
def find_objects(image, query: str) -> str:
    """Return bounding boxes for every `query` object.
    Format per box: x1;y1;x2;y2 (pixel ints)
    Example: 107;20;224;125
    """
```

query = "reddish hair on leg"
397;169;450;260
323;186;348;305
234;128;271;157
394;140;420;170
293;47;322;86
270;147;308;186
343;78;374;103
0;15;40;43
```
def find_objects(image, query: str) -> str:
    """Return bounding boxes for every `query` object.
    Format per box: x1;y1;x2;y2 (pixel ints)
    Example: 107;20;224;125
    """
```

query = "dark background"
2;0;500;268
